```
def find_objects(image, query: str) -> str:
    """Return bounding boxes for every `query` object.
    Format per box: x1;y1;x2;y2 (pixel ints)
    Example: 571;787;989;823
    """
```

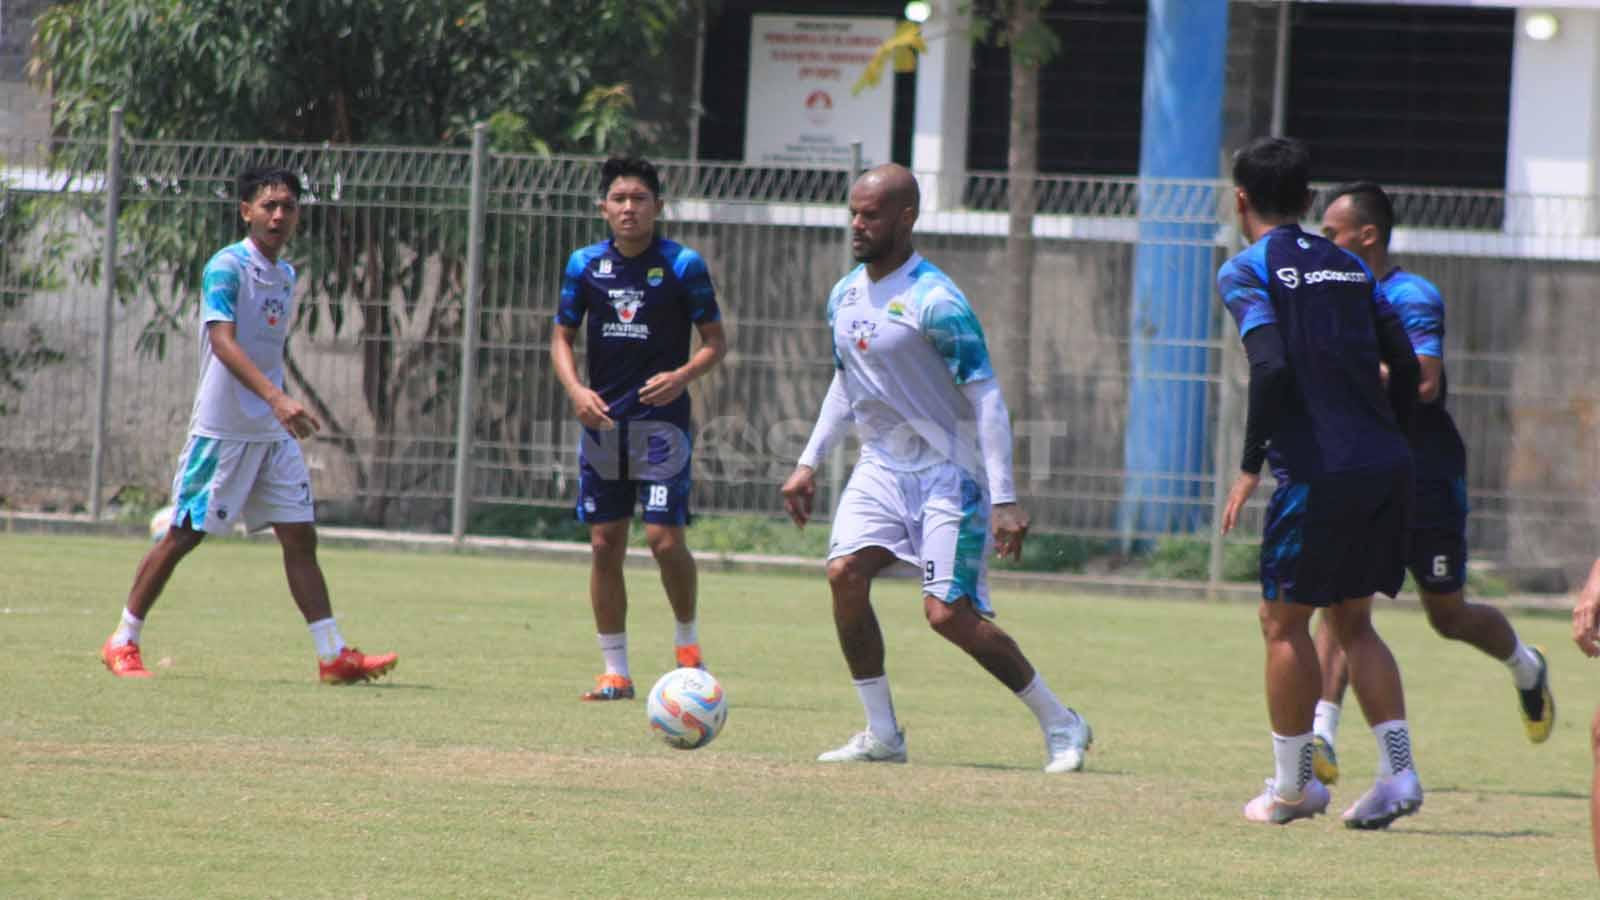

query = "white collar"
865;252;922;289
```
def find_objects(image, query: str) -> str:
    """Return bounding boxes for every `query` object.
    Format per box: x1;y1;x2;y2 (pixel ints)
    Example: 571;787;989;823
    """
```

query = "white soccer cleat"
1043;710;1093;773
817;729;907;763
1342;770;1423;830
1243;778;1330;825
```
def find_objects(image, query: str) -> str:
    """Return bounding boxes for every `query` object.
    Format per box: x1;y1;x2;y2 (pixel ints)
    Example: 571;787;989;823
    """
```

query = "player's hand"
568;386;615;431
639;369;689;406
781;465;816;528
1574;582;1600;658
272;394;321;439
992;502;1029;561
1220;470;1260;535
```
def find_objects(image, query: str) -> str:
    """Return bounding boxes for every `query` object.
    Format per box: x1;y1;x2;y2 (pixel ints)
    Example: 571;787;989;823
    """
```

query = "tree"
28;0;684;521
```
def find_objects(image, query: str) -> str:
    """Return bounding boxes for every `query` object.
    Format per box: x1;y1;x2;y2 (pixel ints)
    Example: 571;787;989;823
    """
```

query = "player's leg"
817;461;914;763
576;448;637;700
1242;480;1330;823
1311;611;1347;784
1412;516;1552;742
249;439;394;683
1328;464;1422;829
641;468;700;669
102;435;228;678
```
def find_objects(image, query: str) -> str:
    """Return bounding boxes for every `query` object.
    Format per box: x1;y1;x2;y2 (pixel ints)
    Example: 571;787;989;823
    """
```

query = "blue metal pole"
1120;0;1230;543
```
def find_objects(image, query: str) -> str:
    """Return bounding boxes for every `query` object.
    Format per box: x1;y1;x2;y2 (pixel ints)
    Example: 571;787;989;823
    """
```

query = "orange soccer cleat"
674;643;703;670
100;638;153;679
581;673;636;701
319;647;399;684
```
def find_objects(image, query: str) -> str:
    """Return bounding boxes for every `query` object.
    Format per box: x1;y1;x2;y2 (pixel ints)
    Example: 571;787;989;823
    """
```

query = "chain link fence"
3;129;1598;587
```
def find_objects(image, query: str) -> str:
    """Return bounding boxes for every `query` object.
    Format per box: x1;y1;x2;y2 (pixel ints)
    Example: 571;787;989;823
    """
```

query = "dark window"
1287;4;1514;189
966;0;1147;175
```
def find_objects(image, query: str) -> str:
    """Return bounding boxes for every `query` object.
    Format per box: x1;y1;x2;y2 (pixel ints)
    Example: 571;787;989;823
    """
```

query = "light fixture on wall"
1524;12;1560;42
904;1;932;24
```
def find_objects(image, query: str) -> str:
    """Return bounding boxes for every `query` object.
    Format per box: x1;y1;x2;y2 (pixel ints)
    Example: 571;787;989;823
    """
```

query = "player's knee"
826;555;869;593
165;524;206;554
1424;601;1468;641
589;524;629;564
645;527;683;559
274;523;317;557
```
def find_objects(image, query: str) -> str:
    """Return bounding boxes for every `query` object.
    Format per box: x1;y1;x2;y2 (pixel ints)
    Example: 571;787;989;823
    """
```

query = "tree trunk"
1004;4;1040;423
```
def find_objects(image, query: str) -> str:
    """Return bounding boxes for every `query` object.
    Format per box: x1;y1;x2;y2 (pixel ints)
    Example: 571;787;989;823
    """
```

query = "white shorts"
827;458;993;614
170;436;315;533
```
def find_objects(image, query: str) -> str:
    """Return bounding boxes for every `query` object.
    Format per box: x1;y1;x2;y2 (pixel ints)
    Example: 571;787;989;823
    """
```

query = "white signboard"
744;14;896;167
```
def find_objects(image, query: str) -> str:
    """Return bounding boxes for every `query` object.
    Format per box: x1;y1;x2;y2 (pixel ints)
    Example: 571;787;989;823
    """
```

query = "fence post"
828;140;864;514
451;123;489;542
88;107;124;520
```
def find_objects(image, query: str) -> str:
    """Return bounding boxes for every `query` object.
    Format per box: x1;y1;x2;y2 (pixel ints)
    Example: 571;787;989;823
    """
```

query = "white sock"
308;617;346;662
597;632;629;678
111;608;144;647
1313;700;1342;745
1015;673;1075;731
1271;731;1314;799
1373;719;1415;778
853;675;900;745
674;618;698;647
1503;640;1542;691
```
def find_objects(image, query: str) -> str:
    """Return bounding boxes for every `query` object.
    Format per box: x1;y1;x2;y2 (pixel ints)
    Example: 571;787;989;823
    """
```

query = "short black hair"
238;166;303;204
1329;181;1395;247
599;157;661;198
1231;137;1311;220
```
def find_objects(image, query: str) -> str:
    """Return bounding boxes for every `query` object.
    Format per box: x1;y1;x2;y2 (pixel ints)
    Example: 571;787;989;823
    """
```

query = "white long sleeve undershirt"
797;372;852;470
960;377;1017;504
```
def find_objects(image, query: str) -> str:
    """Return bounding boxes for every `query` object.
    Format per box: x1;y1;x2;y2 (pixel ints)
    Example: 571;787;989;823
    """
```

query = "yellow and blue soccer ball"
647;667;727;750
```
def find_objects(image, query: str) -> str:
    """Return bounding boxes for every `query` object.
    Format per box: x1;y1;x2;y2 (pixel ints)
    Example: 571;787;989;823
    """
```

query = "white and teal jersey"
189;238;297;441
827;253;996;475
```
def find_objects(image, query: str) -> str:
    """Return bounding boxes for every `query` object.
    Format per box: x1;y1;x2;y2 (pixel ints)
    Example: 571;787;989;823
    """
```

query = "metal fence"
4;126;1599;586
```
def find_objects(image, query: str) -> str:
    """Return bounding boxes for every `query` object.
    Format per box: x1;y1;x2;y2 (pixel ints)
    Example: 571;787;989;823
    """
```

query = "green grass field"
2;532;1595;898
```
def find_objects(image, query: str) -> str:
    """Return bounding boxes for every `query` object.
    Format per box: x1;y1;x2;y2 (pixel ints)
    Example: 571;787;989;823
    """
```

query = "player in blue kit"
1309;182;1553;785
1218;138;1424;828
552;157;727;701
99;166;397;684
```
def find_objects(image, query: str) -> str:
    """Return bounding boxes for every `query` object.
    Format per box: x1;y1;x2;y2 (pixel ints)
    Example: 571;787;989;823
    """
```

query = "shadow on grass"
1390;827;1552;839
1429;785;1587;802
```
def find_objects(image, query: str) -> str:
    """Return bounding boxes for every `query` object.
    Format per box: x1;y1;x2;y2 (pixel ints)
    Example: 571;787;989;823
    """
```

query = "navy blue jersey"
556;238;721;426
1218;225;1410;483
1383;268;1466;479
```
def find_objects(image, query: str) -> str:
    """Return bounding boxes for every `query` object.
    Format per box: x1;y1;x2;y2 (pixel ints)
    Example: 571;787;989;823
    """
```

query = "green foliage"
1144;537;1259;583
0;189;69;416
964;0;1062;67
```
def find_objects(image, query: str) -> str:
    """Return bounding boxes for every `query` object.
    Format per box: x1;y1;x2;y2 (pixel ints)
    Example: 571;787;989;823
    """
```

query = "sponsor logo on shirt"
1277;267;1369;290
263;293;287;327
837;286;860;309
604;288;650;339
596;258;614;278
647;266;665;287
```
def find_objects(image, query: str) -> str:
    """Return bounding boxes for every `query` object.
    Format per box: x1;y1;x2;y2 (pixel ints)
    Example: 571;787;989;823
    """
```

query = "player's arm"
206;321;319;439
550;324;613;430
639;320;727;406
783;371;852;529
959;377;1028;560
1390;279;1444;404
1216;255;1284;534
1416;355;1442;404
1573;557;1600;657
1372;288;1420;433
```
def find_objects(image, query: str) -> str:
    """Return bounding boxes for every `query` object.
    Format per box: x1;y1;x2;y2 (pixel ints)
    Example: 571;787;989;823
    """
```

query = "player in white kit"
99;166;396;684
780;165;1092;772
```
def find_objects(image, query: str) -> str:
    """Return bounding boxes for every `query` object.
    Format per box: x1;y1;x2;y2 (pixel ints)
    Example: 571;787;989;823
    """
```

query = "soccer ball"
647;667;728;750
148;505;175;541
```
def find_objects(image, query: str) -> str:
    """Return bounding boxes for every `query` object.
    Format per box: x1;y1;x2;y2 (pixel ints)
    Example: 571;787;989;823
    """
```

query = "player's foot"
100;638;152;679
1518;645;1555;744
1312;735;1340;785
318;647;398;684
1342;770;1423;830
580;673;635;701
817;729;907;764
675;643;703;669
1243;778;1330;825
1042;710;1093;773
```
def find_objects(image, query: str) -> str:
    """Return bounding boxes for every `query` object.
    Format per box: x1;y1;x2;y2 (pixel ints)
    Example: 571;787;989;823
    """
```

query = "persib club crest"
646;266;665;287
610;289;645;323
263;294;287;327
850;320;877;351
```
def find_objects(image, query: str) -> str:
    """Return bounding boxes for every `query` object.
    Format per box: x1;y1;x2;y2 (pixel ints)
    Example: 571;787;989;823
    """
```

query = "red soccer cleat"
319;647;398;684
101;638;153;679
581;673;636;701
675;643;703;670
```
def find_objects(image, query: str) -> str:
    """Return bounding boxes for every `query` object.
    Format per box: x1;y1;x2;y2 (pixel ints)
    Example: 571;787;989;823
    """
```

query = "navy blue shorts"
1408;476;1468;594
1259;462;1411;606
576;420;694;526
